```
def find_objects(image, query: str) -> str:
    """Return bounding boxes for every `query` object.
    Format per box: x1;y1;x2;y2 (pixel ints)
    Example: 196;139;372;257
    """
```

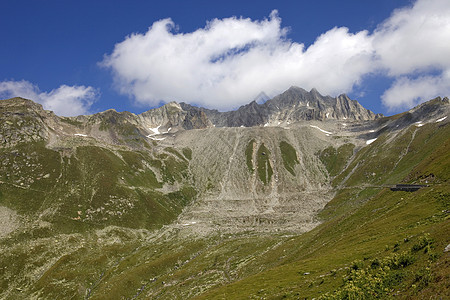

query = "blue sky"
1;0;449;116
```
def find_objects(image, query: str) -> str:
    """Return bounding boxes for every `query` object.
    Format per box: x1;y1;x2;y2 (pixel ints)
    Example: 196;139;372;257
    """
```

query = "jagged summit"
179;86;382;128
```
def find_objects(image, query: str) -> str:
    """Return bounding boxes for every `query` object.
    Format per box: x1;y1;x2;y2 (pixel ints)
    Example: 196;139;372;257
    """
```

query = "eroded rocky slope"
0;90;449;299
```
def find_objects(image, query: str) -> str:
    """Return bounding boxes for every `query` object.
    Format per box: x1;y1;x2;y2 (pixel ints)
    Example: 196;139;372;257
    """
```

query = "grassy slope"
280;141;299;176
0;143;195;233
318;143;355;178
245;139;255;173
74;120;448;300
194;122;450;299
0;140;198;298
257;143;273;185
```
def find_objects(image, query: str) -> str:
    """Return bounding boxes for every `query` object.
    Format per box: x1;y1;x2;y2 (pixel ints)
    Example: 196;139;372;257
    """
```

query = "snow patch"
366;138;377;145
309;125;332;135
147;125;172;138
148;125;161;135
148;136;166;141
326;112;329;118
182;221;197;226
306;102;310;107
369;129;375;133
74;133;88;137
415;121;424;127
436;116;447;123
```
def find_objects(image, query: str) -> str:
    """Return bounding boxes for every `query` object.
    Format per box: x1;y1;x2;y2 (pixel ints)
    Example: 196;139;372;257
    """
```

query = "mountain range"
0;87;449;299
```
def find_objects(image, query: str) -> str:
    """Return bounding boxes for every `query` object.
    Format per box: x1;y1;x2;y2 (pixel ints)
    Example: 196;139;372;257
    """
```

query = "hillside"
0;90;449;299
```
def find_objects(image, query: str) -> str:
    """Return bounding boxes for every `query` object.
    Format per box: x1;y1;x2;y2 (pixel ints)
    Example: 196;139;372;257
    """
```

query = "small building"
390;184;428;192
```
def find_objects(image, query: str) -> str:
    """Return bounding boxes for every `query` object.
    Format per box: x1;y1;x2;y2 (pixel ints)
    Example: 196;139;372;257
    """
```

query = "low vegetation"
280;141;299;176
318;143;354;178
256;143;273;185
245;139;255;173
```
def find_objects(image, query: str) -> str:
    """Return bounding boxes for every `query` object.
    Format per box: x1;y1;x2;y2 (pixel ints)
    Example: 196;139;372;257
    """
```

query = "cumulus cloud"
102;0;450;112
381;71;450;111
102;11;374;110
0;80;97;116
374;0;450;76
373;0;450;110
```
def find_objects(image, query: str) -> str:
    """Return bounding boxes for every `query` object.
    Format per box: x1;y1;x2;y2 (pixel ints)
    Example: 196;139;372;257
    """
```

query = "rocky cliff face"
138;101;212;131
0;98;55;147
181;86;382;128
68;101;212;145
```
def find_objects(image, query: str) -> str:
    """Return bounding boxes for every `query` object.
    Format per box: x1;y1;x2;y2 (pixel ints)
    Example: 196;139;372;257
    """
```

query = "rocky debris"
0;206;19;238
169;125;338;235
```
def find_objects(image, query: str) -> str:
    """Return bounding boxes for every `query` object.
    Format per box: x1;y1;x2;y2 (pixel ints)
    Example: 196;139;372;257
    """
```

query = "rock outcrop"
181;86;382;128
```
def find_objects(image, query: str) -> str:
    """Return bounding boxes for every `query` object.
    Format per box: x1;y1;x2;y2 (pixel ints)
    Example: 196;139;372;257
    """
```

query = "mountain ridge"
0;89;449;299
180;86;383;128
1;86;386;147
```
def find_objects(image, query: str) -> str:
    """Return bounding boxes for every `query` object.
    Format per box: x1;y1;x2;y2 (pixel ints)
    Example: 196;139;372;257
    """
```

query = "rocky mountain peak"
1;97;45;113
0;86;383;138
199;86;381;127
164;101;183;111
309;87;322;97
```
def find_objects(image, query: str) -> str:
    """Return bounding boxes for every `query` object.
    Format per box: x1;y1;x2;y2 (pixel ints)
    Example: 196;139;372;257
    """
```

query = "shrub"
411;234;434;252
350;260;364;271
370;258;380;269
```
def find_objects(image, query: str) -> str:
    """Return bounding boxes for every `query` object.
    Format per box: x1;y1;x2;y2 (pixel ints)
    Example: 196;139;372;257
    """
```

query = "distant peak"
254;92;270;104
287;86;307;93
248;100;259;106
164;101;182;110
337;93;350;100
310;88;321;95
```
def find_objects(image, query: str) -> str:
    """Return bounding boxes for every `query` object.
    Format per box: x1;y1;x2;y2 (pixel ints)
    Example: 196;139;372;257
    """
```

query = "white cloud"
0;80;97;116
381;71;450;111
373;0;450;76
102;0;450;112
373;0;450;110
102;11;374;110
